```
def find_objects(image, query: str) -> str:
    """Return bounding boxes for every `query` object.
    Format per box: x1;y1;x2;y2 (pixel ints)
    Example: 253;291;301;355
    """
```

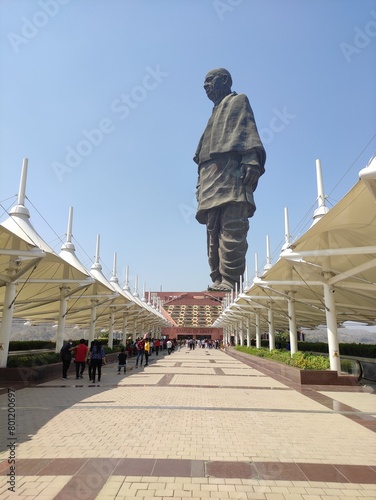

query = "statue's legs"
207;202;249;290
206;209;221;286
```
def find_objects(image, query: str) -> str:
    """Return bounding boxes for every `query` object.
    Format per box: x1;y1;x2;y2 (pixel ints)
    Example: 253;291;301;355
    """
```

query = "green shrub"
235;346;330;370
7;352;60;368
103;346;121;354
9;340;56;351
297;342;376;358
289;351;330;370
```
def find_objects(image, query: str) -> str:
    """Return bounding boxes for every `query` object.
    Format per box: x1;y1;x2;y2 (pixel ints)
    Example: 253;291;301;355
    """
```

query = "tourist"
60;339;73;380
154;338;160;355
90;340;105;383
144;337;150;366
135;337;145;367
167;339;172;355
70;338;88;379
117;347;127;374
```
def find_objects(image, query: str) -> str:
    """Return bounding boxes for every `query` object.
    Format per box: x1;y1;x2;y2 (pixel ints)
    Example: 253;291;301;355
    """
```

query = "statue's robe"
194;92;266;225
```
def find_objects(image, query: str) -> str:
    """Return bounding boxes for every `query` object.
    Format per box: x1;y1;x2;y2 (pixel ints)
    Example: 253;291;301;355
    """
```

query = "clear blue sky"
1;0;375;292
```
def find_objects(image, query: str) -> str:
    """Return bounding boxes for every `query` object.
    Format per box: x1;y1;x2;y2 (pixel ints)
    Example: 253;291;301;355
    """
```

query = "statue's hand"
240;164;260;186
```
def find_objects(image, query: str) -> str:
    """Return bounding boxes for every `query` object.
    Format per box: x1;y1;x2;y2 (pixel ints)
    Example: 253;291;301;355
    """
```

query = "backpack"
137;340;144;350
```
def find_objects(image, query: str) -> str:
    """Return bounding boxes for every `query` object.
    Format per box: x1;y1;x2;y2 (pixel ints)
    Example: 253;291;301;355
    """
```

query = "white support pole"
246;316;251;347
122;315;127;344
239;321;244;346
88;300;97;345
234;324;238;345
287;291;298;355
255;312;261;348
0;282;17;368
323;280;341;373
268;305;275;350
56;287;68;353
108;310;114;349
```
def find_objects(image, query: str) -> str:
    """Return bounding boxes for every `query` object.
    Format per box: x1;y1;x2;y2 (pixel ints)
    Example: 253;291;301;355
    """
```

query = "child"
117;348;127;374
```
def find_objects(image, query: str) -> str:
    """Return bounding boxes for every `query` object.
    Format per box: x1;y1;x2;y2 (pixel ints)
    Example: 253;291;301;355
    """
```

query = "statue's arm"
240;151;264;190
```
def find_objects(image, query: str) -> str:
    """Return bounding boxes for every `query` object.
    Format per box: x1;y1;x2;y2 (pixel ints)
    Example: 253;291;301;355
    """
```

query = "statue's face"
203;71;226;102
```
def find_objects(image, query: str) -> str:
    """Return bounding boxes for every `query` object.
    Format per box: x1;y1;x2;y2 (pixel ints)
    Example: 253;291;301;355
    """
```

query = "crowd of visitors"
60;335;222;381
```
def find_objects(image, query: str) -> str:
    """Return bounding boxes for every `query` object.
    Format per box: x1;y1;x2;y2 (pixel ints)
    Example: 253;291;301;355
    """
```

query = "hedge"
236;346;331;370
255;340;375;358
7;352;61;368
8;340;56;351
6;342;121;367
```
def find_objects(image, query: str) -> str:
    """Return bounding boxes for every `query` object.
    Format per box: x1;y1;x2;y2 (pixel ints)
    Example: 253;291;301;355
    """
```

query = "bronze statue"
194;68;266;291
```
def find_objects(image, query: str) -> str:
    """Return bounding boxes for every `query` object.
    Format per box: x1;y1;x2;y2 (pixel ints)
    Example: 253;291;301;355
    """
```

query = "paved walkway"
0;347;375;499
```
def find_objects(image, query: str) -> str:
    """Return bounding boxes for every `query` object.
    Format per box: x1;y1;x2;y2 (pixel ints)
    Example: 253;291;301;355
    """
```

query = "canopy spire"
312;159;329;224
10;157;30;218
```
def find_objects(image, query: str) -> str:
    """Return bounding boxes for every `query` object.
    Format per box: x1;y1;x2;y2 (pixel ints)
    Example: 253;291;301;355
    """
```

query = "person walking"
117;348;127;374
144;338;150;366
135;337;145;367
90;340;105;383
60;340;73;380
70;338;88;379
154;338;160;356
167;339;172;355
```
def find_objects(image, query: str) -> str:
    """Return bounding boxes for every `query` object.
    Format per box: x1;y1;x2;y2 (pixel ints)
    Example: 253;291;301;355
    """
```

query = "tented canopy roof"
214;158;376;332
0;160;170;330
0;212;92;321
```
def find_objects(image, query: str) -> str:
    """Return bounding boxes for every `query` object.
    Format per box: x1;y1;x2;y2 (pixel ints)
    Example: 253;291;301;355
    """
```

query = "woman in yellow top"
144;339;150;367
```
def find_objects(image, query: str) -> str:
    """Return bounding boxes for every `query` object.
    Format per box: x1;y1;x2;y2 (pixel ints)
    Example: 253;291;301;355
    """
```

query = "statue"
194;68;266;291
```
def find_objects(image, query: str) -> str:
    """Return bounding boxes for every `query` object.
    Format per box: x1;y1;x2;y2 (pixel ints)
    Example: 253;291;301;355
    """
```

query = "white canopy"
214;157;376;345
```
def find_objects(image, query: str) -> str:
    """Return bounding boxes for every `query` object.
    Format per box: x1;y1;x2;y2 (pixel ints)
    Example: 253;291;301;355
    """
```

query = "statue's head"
204;68;232;103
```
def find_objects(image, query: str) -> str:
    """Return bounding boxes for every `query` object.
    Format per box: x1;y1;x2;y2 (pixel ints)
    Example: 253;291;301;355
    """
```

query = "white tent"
214;157;376;372
0;159;171;364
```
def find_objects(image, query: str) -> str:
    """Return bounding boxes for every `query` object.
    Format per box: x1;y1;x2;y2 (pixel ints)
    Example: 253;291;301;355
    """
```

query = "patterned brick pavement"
0;347;375;499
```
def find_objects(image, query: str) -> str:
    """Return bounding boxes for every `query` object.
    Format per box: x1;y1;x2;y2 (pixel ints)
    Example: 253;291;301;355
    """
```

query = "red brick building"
151;291;225;341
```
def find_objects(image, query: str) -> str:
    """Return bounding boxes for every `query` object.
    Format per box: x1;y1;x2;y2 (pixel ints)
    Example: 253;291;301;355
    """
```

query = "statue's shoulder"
222;92;251;113
232;92;250;103
225;92;249;104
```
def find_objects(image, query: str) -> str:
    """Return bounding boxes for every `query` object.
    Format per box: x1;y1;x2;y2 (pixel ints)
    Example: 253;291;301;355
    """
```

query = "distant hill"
9;319;89;342
302;325;376;344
